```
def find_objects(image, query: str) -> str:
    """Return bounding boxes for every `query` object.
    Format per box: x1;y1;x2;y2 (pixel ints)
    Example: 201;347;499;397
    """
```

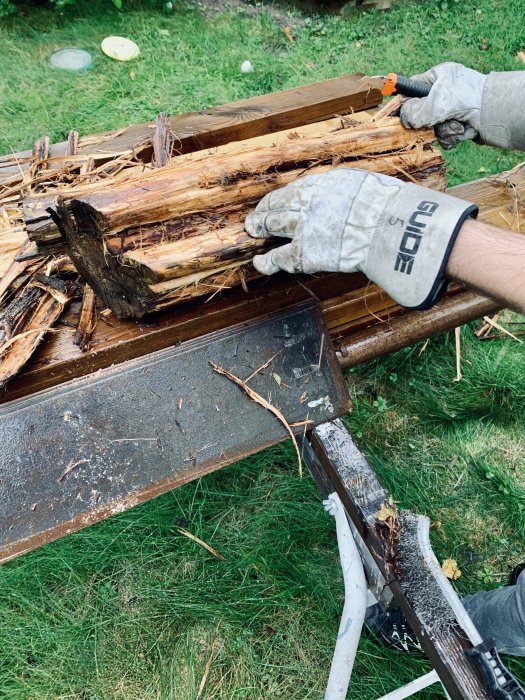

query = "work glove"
400;62;525;151
245;168;478;310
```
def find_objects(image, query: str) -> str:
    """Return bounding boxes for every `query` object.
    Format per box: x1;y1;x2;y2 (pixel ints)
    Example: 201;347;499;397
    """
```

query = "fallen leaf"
442;558;462;580
375;501;398;522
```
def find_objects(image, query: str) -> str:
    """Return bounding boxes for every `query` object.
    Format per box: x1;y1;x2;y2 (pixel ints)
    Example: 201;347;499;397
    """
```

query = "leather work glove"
400;62;525;151
245;168;478;310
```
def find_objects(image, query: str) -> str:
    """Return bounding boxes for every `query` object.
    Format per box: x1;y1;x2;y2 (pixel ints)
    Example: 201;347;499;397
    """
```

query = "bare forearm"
446;219;525;313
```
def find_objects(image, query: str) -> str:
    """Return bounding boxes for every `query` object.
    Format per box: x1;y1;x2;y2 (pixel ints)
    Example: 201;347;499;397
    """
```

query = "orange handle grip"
381;72;398;96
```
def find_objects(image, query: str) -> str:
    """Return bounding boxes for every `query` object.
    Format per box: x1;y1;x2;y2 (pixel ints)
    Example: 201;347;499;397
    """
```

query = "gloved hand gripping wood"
245;168;478;310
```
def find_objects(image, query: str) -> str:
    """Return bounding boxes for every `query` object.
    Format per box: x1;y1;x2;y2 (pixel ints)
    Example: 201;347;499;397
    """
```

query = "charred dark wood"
50;201;152;319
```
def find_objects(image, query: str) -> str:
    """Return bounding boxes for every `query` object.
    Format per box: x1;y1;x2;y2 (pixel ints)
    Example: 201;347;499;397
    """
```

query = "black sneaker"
509;563;525;586
365;604;423;654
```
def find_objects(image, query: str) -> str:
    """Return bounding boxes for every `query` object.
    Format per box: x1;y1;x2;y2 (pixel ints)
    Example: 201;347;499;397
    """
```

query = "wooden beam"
0;73;382;185
336;290;500;368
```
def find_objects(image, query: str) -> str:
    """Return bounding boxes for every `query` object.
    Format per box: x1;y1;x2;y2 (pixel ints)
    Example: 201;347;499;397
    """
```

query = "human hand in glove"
400;62;525;151
245;168;477;310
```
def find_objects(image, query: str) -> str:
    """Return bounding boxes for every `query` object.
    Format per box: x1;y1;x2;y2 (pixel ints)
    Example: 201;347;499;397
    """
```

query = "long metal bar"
323;492;368;700
376;670;443;700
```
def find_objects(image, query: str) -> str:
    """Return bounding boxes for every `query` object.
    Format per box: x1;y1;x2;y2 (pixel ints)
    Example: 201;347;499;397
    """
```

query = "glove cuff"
365;185;478;309
480;72;525;150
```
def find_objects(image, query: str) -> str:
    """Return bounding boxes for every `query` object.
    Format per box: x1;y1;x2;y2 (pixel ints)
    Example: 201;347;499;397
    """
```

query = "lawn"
1;0;525;698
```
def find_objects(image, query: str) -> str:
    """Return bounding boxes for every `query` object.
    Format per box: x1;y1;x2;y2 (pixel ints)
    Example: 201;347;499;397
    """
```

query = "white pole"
324;492;368;700
376;670;442;700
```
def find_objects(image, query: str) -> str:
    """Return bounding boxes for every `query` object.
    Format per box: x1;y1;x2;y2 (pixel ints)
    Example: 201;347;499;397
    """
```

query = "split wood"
43;118;443;318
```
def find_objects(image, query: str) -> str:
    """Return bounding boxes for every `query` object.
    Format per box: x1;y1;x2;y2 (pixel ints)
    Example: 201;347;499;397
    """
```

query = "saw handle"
383;73;432;98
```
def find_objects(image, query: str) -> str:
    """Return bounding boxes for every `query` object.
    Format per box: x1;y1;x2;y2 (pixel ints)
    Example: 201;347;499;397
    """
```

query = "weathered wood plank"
305;420;493;700
0;73;382;183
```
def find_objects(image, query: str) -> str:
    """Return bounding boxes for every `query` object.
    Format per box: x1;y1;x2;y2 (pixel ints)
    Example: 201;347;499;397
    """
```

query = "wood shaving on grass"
453;326;462;382
175;527;225;561
196;636;217;700
481;315;523;344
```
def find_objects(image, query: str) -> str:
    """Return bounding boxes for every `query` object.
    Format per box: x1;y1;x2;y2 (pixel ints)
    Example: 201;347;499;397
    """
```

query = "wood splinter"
74;284;97;351
210;360;303;478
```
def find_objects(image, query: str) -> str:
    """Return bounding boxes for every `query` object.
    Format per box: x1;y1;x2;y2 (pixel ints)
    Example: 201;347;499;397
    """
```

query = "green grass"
1;0;525;697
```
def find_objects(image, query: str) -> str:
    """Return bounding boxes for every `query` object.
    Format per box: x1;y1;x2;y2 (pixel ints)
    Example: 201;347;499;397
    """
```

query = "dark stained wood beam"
0;303;349;562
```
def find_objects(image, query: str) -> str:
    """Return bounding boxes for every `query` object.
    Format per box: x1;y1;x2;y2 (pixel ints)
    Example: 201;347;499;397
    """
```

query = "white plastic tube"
324;492;368;700
377;670;442;700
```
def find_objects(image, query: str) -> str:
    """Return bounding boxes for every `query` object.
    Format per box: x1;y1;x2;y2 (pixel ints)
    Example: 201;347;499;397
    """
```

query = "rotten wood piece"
19;112;377;252
48;118;439;242
153;112;173;168
66;130;79;158
29;136;49;180
45;117;442;318
0;260;75;390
